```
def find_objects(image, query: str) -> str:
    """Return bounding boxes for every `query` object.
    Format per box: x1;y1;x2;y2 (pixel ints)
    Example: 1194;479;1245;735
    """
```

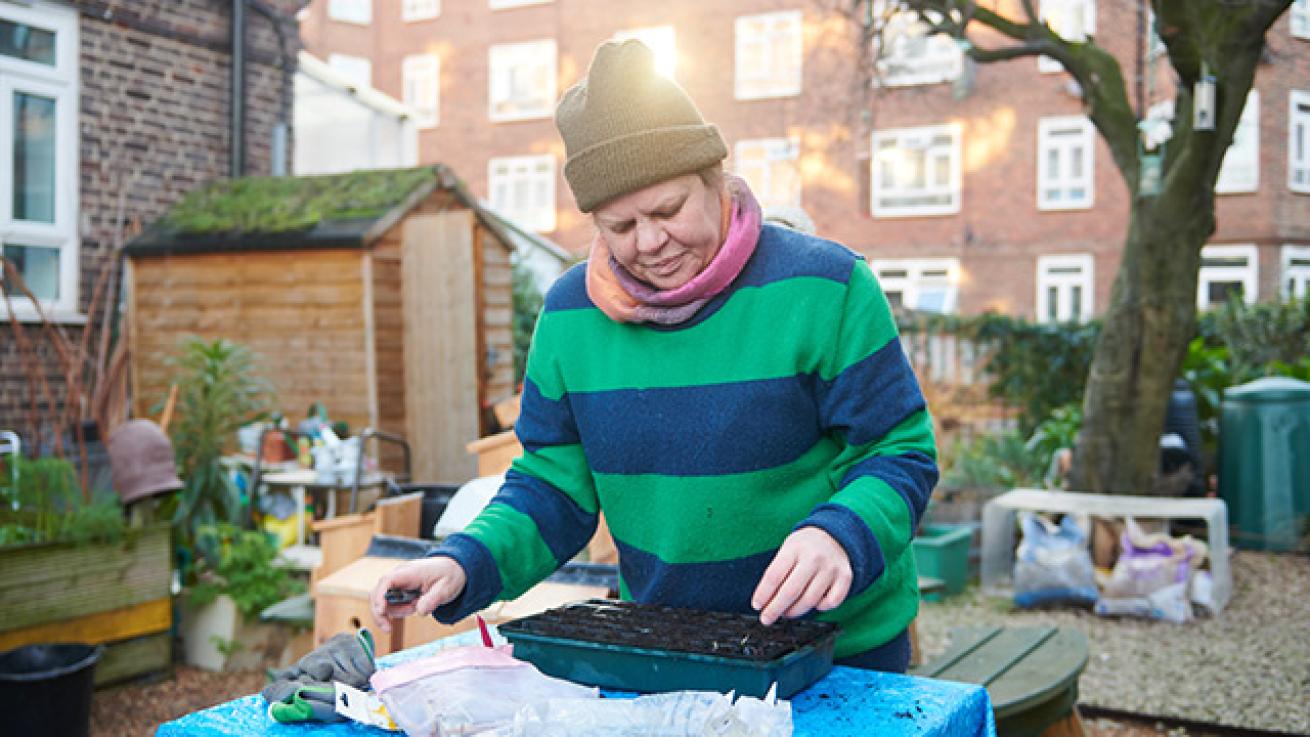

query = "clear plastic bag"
506;689;793;737
1013;512;1099;608
370;645;597;736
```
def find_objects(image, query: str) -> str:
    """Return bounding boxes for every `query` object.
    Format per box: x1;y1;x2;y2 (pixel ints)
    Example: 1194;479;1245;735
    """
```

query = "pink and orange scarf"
586;176;763;325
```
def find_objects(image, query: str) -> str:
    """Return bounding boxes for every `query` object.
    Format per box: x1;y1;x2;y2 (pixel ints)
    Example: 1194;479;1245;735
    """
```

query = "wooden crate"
0;525;173;685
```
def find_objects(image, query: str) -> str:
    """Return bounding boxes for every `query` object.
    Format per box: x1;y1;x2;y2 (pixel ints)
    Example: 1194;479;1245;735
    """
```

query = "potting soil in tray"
498;599;839;698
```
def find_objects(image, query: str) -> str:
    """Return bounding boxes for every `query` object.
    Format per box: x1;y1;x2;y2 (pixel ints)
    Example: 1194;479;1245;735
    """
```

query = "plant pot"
181;594;299;672
913;523;974;600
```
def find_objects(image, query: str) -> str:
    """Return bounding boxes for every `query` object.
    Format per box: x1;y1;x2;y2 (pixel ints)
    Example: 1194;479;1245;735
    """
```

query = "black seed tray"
498;599;839;698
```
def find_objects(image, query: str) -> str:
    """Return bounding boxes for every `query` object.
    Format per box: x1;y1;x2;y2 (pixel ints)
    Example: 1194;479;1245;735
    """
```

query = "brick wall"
300;0;1309;320
0;0;303;444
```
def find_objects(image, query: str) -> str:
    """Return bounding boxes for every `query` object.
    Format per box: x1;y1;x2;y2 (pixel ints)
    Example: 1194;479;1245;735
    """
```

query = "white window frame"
489;0;551;8
1;0;79;320
328;0;371;25
1038;0;1096;73
871;124;962;218
488;155;556;233
488;40;556;123
327;53;372;89
871;258;960;314
401;0;440;22
1197;244;1259;310
1037;116;1094;210
1282;245;1310;299
734;137;802;211
876;10;962;87
1290;90;1310;193
1292;0;1309;40
1036;254;1094;324
402;54;439;128
734;10;804;101
613;26;677;80
1216;90;1259;194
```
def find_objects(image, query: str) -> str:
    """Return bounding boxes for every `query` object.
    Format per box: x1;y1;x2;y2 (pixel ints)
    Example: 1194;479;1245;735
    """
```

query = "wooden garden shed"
124;166;515;484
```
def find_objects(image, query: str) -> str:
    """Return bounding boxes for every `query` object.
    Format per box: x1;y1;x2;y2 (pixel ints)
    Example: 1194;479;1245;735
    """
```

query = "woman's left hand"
751;527;852;626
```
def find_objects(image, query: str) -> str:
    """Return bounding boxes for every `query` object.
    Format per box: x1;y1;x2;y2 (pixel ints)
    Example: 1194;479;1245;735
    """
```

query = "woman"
372;39;937;672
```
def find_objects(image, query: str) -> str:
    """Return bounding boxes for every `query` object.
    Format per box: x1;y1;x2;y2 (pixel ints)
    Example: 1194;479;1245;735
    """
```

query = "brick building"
299;0;1310;323
1;0;302;440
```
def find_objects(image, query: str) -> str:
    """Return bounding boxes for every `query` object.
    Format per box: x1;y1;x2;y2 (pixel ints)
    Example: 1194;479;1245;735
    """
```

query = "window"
1036;254;1093;323
1;1;78;315
1283;246;1310;299
488;40;556;122
876;10;962;87
328;53;372;89
1291;90;1310;193
734;138;801;211
489;155;555;232
735;11;803;100
402;54;439;128
1216;91;1259;194
489;0;550;8
613;26;676;79
1293;0;1309;40
1038;0;1095;73
1037;116;1094;210
871;124;961;217
328;0;371;25
871;259;960;313
1197;245;1258;310
402;0;439;21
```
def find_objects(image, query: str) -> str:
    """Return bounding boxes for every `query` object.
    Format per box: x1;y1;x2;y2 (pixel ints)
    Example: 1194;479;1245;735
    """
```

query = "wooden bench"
980;489;1232;612
913;625;1088;737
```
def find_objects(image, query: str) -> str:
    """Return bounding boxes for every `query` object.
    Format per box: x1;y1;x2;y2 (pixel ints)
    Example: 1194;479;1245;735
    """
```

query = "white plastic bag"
1013;512;1099;608
507;689;793;737
370;645;597;736
1094;517;1208;623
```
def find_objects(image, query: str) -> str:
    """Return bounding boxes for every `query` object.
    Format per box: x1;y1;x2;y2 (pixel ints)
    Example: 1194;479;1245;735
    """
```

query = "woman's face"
594;173;724;290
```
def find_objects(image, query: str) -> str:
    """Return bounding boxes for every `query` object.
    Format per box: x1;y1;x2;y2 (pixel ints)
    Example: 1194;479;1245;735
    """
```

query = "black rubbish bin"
0;643;103;737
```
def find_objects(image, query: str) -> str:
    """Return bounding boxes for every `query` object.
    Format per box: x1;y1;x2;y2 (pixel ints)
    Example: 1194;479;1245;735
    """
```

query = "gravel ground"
917;550;1310;734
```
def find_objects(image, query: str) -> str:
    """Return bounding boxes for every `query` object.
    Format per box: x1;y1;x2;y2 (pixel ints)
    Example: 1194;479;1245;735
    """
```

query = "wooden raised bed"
0;524;172;686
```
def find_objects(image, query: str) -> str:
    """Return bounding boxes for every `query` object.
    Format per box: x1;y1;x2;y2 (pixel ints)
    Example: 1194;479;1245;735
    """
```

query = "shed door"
402;209;479;484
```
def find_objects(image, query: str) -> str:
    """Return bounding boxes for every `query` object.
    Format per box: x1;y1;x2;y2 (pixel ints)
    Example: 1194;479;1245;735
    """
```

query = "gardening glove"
262;629;376;723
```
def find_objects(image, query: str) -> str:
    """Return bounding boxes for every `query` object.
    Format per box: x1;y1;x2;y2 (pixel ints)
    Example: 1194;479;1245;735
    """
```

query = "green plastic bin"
912;523;973;599
1219;376;1310;552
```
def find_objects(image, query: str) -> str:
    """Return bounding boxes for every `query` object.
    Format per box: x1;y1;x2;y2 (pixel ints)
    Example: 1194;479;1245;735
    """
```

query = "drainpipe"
230;0;246;177
249;0;295;176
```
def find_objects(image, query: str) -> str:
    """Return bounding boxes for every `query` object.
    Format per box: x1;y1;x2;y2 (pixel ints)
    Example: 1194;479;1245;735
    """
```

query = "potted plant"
162;336;274;556
182;523;305;671
0;455;173;686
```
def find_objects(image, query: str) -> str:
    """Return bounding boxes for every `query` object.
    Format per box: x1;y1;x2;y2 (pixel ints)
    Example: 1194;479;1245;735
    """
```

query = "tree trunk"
1070;200;1210;494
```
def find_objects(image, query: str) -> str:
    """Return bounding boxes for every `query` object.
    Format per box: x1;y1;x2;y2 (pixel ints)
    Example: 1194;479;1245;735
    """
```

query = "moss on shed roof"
160;167;439;236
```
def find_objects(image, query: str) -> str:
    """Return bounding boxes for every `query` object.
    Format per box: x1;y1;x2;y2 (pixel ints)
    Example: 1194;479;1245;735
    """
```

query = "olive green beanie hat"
556;39;728;212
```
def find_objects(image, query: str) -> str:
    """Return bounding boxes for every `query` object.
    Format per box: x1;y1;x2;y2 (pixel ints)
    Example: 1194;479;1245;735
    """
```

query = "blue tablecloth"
157;630;995;737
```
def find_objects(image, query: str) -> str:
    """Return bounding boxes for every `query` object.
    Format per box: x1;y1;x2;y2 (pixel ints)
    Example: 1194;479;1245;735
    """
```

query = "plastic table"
157;629;996;737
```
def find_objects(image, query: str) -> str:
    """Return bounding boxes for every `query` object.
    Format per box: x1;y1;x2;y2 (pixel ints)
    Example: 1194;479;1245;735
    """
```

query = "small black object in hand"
385;588;421;605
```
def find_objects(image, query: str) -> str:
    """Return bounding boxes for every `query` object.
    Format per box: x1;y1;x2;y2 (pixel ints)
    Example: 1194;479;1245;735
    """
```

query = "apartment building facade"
300;0;1310;321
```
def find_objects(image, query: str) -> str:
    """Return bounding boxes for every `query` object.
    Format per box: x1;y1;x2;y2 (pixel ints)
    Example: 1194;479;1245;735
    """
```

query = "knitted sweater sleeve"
797;257;939;598
427;314;600;624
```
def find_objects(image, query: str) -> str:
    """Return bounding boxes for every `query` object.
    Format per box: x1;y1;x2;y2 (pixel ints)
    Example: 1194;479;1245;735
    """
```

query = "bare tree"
851;0;1292;493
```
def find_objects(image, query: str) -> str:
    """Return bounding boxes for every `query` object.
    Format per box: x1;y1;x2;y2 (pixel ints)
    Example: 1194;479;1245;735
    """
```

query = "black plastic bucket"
0;643;103;737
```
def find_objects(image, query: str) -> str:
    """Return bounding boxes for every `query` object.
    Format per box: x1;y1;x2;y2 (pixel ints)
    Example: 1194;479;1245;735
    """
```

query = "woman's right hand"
369;556;468;633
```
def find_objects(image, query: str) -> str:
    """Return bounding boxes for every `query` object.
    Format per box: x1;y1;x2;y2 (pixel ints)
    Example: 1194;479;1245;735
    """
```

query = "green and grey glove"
262;629;376;724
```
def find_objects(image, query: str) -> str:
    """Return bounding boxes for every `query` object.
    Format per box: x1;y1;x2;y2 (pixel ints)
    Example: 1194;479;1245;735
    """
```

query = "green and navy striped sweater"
431;223;938;658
